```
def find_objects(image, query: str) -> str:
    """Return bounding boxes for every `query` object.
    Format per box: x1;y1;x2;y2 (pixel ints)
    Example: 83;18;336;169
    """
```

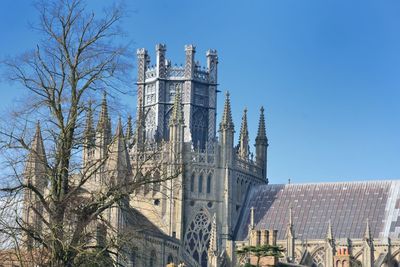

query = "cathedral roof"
237;180;400;241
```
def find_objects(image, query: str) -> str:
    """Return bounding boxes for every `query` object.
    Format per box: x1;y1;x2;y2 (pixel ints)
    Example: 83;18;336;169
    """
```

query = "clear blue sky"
0;0;399;184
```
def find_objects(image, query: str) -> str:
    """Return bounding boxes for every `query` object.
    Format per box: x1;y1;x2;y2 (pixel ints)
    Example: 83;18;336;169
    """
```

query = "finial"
288;206;293;226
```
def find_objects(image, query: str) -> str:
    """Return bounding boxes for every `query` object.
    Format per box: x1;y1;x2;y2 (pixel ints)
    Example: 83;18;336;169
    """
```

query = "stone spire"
96;92;111;136
364;219;372;241
125;115;133;142
325;220;335;267
256;106;267;143
363;219;374;267
238;108;249;159
23;122;47;247
219;91;234;131
255;106;268;181
25;122;47;178
169;90;184;126
107;118;131;184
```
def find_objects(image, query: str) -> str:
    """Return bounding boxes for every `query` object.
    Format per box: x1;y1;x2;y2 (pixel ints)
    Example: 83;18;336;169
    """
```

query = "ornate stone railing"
145;66;157;79
235;157;262;176
167;66;185;78
194;68;209;82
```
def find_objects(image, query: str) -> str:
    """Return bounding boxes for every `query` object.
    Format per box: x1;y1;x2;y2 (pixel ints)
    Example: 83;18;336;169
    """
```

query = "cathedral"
22;44;400;267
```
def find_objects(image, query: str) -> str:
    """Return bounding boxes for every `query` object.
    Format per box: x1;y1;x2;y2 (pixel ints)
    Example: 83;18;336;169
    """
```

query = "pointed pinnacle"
239;108;249;141
364;218;372;240
327;220;333;240
29;121;47;163
97;92;110;132
125;115;133;140
256;106;267;141
115;117;123;138
220;91;234;131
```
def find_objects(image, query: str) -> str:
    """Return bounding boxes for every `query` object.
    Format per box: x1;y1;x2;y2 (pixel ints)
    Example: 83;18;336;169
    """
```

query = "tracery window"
184;208;212;267
192;109;208;149
198;174;203;193
207;175;212;194
312;249;325;267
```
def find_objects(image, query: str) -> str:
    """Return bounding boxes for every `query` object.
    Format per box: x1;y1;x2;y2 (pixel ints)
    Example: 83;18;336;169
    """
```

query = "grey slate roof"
236;180;400;241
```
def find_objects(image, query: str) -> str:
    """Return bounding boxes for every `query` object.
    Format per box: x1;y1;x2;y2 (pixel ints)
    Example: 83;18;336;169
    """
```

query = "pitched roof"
237;180;400;241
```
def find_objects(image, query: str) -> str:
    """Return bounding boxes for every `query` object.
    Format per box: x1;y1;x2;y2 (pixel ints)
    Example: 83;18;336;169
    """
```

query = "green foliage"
236;244;285;267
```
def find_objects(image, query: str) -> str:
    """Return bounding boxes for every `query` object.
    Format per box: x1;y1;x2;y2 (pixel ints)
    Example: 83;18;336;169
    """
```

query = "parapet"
136;44;218;83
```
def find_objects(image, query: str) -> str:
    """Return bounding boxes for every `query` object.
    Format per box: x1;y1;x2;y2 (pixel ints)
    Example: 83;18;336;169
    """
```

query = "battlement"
137;44;218;83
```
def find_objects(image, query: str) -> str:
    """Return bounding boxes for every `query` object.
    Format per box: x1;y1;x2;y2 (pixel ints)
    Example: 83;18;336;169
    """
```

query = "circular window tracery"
184;208;212;267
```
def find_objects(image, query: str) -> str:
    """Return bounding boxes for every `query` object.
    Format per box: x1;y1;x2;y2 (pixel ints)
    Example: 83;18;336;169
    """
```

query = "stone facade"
22;44;400;267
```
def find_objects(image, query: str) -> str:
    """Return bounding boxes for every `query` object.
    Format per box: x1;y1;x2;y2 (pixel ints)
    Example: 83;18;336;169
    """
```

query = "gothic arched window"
167;254;174;264
192;109;208;149
191;174;195;192
149;250;156;267
198;174;203;193
184;208;212;267
207;175;212;194
312;248;325;267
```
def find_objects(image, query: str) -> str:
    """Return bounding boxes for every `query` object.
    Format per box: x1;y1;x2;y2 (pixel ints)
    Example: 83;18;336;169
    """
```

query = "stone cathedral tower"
130;44;269;267
136;44;218;148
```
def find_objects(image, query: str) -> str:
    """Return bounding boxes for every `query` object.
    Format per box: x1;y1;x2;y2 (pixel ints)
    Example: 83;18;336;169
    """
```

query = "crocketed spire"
220;91;234;131
209;213;218;253
30;122;47;164
125;115;133;141
238;108;249;158
84;102;95;147
96;92;111;136
169;90;184;126
25;121;47;179
107;117;131;185
256;106;267;143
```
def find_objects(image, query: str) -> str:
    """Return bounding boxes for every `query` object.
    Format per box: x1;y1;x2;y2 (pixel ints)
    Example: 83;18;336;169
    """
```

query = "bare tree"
0;1;180;266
